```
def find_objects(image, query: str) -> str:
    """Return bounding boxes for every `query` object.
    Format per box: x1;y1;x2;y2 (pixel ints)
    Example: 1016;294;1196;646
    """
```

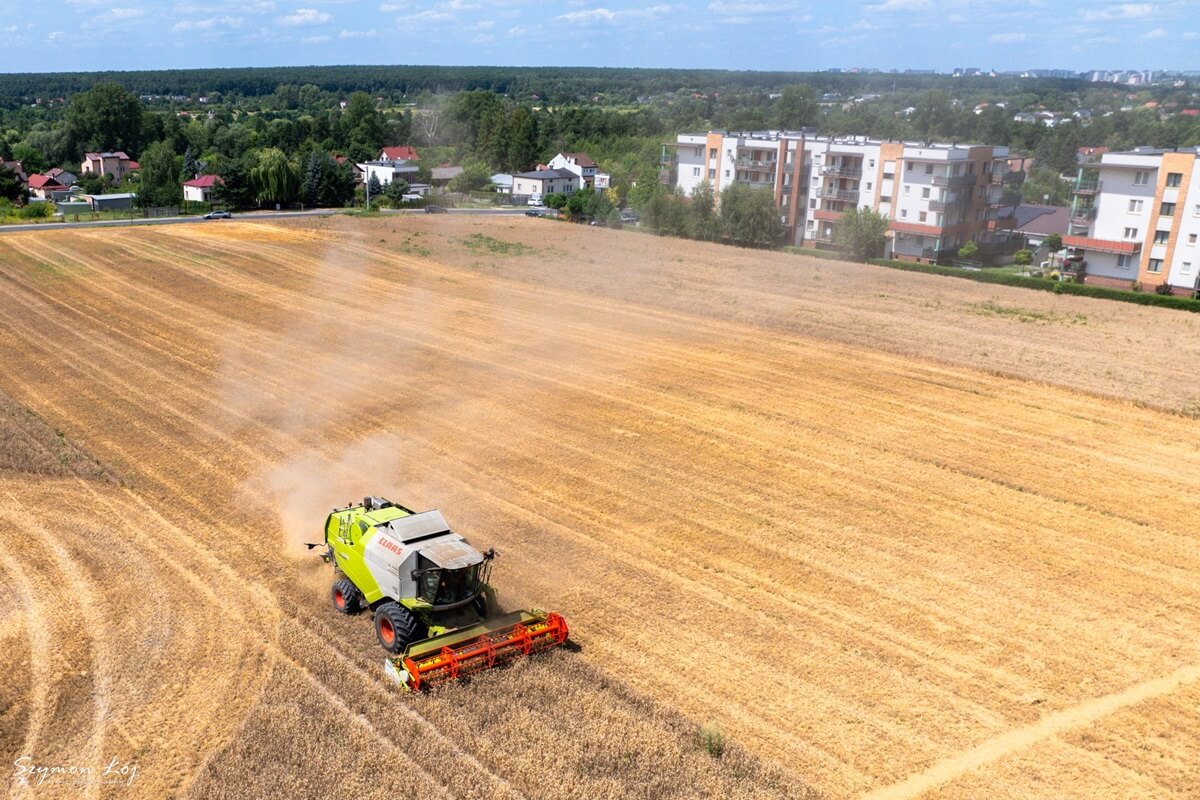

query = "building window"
709;169;716;179
1154;229;1170;244
1161;202;1176;216
925;164;933;174
1189;233;1197;245
709;148;717;159
919;211;927;222
1134;170;1150;186
922;187;930;199
1183;261;1193;273
906;162;913;171
1166;172;1183;187
869;159;875;168
1124;227;1138;239
866;182;872;191
903;184;910;195
725;169;730;178
1117;254;1131;269
810;199;817;209
900;208;908;218
1148;258;1163;273
1128;199;1143;213
693;167;701;177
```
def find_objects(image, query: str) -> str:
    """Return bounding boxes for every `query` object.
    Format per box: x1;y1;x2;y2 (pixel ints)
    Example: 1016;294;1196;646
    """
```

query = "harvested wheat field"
0;214;1198;799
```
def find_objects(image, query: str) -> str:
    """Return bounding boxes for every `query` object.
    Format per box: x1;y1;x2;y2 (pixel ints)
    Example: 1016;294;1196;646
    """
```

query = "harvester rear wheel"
374;603;420;654
331;579;361;615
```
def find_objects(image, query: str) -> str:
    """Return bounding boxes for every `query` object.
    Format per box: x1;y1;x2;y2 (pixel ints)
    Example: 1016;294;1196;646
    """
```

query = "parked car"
203;210;233;220
424;205;448;214
527;194;544;207
618;209;640;223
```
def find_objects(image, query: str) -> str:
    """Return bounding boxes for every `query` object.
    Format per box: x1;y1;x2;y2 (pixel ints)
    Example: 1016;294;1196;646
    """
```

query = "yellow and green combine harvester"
311;497;569;690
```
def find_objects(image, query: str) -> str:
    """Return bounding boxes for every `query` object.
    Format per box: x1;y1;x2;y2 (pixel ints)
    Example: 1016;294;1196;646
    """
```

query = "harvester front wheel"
331;579;362;615
374;603;420;653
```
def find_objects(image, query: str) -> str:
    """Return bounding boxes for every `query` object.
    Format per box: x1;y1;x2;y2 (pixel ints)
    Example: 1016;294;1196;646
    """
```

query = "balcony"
929;196;968;212
930;173;977;188
813;209;844;221
820;165;863;178
813;229;838;244
819;188;860;202
1073;179;1100;194
736;157;777;171
1070;207;1096;225
986;216;1017;231
1063;234;1141;255
991;170;1025;185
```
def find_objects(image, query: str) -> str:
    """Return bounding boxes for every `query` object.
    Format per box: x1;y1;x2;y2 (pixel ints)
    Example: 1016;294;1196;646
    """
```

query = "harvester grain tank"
314;496;569;690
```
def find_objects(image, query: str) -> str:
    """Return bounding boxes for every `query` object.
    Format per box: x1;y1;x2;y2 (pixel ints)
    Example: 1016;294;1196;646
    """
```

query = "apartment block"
1066;148;1200;294
663;131;1019;261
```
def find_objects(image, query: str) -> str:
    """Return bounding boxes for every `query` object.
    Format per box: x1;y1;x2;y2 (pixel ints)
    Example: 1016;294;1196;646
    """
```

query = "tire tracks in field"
859;663;1200;800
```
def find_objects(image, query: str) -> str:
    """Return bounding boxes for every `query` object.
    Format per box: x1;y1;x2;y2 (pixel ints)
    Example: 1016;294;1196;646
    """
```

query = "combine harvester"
311;497;569;690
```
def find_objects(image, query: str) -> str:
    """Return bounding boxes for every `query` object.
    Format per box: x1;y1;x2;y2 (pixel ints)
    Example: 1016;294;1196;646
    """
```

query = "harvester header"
314;496;568;689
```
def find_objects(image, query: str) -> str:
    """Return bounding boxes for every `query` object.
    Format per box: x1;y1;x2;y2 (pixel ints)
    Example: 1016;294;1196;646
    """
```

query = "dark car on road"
203;210;233;220
424;205;448;214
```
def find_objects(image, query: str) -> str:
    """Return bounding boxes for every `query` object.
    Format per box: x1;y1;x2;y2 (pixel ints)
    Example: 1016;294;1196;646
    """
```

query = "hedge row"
864;257;1200;313
782;245;857;263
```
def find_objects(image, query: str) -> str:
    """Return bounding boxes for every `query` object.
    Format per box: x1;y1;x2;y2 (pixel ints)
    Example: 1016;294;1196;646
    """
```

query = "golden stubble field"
0;214;1198;800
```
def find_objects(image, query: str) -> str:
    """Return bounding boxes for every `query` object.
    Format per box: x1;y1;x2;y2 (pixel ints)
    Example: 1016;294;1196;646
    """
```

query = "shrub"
698;722;724;758
1155;282;1175;295
1013;249;1033;266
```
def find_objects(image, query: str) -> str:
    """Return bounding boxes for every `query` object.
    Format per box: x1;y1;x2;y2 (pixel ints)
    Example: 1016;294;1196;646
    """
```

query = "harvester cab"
316;497;568;690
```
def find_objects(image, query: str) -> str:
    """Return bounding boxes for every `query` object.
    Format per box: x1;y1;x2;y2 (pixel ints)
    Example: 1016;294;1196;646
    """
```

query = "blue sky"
0;1;1196;73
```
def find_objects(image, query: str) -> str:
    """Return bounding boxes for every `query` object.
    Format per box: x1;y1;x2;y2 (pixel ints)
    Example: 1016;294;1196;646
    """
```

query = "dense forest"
3;64;1200;215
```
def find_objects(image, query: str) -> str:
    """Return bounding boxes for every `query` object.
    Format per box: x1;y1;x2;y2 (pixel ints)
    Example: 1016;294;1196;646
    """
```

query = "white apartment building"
1065;148;1200;294
663;131;1018;260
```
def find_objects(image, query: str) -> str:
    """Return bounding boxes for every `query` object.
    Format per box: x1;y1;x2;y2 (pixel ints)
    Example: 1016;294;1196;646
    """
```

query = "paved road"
0;206;527;234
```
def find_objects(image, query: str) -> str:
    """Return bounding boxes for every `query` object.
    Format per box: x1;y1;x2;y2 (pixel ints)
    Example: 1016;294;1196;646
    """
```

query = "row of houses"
1065;147;1200;295
499;153;611;199
665;131;1021;262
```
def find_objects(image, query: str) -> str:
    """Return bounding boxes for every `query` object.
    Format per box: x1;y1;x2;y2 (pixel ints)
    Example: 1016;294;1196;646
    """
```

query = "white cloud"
278;7;331;26
1140;26;1168;38
301;34;331;42
109;7;144;19
866;0;930;10
555;4;670;23
338;29;378;38
171;15;243;31
707;1;773;12
1082;3;1154;21
989;32;1025;43
379;1;406;10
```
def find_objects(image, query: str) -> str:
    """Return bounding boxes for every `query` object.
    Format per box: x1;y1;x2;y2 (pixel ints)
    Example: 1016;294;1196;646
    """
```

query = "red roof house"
379;146;419;161
183;174;224;203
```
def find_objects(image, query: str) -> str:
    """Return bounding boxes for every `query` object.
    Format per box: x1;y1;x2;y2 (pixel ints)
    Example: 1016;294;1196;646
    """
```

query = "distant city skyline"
0;1;1197;74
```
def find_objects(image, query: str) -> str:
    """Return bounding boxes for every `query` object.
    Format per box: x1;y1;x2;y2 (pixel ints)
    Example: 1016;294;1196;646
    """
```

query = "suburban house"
26;173;67;200
183;174;223;203
667;131;1021;261
82;192;137;211
511;168;580;198
547;152;598;188
359;159;420;187
81;152;140;182
46;167;77;186
1065;146;1200;295
379;146;419;161
1;159;27;185
490;173;513;193
430;165;464;190
333;154;364;183
1013;203;1070;252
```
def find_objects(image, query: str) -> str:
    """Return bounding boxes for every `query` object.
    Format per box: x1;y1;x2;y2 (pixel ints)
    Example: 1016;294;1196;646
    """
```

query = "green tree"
251;147;299;206
912;89;953;141
65;82;144;158
773;85;817;130
1013;249;1033;266
566;192;586;216
718;183;782;248
957;240;979;260
382;177;410;206
343;91;386;153
138;140;183;208
1043;233;1063;252
214;153;259;209
545;192;566;210
687;180;718;241
0;164;23;203
448;163;491;193
834;206;889;261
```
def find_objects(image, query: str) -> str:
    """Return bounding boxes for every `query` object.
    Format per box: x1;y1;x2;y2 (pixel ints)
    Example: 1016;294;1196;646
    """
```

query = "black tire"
331;579;361;615
374;602;420;654
471;593;489;618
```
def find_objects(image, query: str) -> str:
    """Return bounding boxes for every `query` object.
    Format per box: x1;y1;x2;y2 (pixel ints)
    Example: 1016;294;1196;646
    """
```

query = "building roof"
380;146;419;161
27;174;65;190
560;152;596;167
430;166;464;181
1014;204;1070;237
84;151;132;160
491;173;513;185
183;174;223;188
1063;235;1142;255
514;168;577;180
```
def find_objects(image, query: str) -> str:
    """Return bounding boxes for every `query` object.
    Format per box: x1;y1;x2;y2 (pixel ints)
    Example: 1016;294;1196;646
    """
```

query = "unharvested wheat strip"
861;664;1200;800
